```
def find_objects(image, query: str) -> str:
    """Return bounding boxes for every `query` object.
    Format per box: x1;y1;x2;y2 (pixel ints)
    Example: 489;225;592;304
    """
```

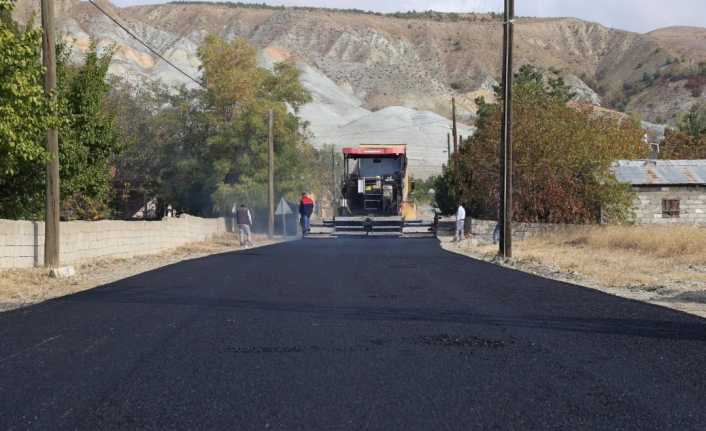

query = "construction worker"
299;192;314;234
236;203;254;247
454;202;466;242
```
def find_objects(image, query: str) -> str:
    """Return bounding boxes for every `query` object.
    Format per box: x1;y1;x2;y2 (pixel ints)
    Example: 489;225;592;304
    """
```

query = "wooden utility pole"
267;109;275;239
499;0;515;258
451;97;458;153
42;0;60;268
447;133;451;166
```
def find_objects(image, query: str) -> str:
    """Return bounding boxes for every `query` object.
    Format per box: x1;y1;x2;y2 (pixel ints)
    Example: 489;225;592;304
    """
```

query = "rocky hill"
12;0;706;176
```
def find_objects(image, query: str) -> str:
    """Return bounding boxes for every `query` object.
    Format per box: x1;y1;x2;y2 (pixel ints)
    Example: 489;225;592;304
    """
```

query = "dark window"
662;199;680;218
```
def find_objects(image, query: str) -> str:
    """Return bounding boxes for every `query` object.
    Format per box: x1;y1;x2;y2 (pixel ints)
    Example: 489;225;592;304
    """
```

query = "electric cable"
87;0;205;88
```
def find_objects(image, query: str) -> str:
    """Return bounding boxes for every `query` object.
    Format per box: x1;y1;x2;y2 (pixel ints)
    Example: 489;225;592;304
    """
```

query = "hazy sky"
111;0;706;34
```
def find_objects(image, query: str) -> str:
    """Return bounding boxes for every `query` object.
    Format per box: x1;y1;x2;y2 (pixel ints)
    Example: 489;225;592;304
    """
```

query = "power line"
87;0;205;88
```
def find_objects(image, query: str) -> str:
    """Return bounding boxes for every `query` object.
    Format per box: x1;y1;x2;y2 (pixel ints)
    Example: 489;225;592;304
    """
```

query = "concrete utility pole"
451;97;458;153
268;109;275;239
499;0;515;258
41;0;60;268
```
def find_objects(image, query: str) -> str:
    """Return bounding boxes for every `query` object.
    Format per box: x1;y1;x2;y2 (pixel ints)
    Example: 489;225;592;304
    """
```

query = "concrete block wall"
438;219;591;244
632;186;706;225
0;215;227;269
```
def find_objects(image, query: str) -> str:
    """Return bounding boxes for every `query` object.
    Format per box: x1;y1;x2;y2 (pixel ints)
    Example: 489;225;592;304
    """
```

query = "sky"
111;0;706;34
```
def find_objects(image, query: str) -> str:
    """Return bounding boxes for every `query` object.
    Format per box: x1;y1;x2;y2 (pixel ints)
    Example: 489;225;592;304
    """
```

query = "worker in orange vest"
299;192;314;234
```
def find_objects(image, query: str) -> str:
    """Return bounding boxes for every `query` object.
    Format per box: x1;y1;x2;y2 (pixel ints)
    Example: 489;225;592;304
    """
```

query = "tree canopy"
447;65;647;224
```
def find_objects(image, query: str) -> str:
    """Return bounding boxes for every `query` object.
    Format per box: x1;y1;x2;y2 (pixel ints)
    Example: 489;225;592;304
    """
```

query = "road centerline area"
2;238;706;430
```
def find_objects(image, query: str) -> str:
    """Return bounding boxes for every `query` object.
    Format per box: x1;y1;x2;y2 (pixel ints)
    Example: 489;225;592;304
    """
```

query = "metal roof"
612;160;706;186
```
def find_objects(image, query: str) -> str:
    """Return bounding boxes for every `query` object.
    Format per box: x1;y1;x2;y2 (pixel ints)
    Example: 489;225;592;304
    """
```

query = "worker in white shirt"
455;203;466;242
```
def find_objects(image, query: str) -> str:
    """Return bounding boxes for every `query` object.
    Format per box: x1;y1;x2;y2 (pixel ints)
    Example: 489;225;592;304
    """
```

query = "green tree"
454;65;647;224
57;44;120;219
0;1;49;218
676;103;706;138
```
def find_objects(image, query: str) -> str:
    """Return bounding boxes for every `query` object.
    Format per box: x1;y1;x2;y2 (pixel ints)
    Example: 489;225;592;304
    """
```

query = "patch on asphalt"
225;345;372;354
412;334;507;349
368;334;508;350
225;334;508;355
368;294;399;300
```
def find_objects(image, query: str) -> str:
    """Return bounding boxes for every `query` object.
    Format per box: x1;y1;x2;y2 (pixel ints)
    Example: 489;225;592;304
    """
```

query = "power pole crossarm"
42;0;60;268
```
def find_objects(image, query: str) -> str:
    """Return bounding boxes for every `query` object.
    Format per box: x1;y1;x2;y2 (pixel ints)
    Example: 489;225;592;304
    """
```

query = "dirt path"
0;234;284;312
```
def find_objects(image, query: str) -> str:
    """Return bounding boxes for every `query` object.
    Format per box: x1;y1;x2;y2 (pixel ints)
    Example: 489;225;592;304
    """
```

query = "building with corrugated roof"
613;160;706;224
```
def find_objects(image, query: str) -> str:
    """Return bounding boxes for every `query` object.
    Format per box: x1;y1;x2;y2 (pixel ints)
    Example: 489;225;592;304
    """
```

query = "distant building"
613;160;706;224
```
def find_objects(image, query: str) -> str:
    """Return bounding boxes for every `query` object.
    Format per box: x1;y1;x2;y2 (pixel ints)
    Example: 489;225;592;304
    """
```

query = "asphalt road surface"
2;238;706;430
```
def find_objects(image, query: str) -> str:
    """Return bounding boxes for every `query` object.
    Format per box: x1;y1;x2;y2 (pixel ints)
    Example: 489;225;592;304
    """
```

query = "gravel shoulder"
440;236;706;319
0;234;284;312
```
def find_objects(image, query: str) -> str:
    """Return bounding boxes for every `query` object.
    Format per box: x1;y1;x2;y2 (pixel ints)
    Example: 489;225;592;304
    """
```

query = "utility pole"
42;0;60;268
331;145;336;219
451;97;458;153
447;133;451;166
499;0;514;258
267;109;275;239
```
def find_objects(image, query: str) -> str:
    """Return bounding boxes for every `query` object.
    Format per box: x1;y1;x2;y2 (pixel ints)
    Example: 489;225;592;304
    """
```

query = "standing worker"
454;202;466;243
236;204;254;247
299;193;314;235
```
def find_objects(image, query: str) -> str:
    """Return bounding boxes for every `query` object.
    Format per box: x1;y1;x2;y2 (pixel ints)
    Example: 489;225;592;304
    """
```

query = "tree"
453;65;647;224
57;44;120;219
0;1;49;218
660;129;706;160
661;104;706;159
676;103;706;138
108;36;322;218
0;4;120;221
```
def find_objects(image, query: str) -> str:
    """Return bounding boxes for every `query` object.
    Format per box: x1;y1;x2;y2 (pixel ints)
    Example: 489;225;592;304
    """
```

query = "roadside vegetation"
661;103;706;159
470;225;706;289
0;1;333;221
435;65;647;222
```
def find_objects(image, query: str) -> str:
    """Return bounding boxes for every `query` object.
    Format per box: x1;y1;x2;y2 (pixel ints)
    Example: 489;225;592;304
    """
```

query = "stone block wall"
632;186;706;225
0;215;227;269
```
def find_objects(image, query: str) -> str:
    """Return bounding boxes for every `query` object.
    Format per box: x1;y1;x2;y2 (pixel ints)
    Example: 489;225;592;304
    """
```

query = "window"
662;199;680;218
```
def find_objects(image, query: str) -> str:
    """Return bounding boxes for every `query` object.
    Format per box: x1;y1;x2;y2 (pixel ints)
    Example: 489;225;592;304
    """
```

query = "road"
2;238;706;430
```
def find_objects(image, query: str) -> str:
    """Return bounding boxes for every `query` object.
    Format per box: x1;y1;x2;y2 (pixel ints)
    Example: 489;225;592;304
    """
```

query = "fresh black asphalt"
2;238;706;430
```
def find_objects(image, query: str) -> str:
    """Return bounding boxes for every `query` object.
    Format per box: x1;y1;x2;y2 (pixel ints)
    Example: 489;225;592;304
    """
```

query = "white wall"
0;215;227;269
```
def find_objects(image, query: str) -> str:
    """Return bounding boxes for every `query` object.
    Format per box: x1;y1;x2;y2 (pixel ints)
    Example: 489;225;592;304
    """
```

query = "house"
613;160;706;224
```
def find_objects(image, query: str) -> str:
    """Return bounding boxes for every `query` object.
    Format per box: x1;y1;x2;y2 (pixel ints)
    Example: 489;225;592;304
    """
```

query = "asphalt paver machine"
309;145;434;238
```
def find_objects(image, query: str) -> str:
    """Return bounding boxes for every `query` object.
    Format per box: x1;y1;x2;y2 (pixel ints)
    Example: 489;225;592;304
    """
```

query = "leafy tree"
660;129;706;160
110;36;322;218
0;2;120;220
661;104;706;159
453;65;647;224
57;44;120;219
0;1;49;218
677;103;706;138
431;171;457;215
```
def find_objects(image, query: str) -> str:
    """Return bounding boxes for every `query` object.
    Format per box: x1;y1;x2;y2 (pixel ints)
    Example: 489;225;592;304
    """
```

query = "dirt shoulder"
440;226;706;319
0;234;284;312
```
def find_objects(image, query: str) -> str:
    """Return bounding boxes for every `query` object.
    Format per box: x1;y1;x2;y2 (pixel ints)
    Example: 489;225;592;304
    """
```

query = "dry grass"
470;225;706;288
0;233;279;312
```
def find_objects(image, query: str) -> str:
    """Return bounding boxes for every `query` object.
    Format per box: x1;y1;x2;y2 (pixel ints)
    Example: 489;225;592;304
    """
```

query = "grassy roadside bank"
0;234;283;312
443;226;706;318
